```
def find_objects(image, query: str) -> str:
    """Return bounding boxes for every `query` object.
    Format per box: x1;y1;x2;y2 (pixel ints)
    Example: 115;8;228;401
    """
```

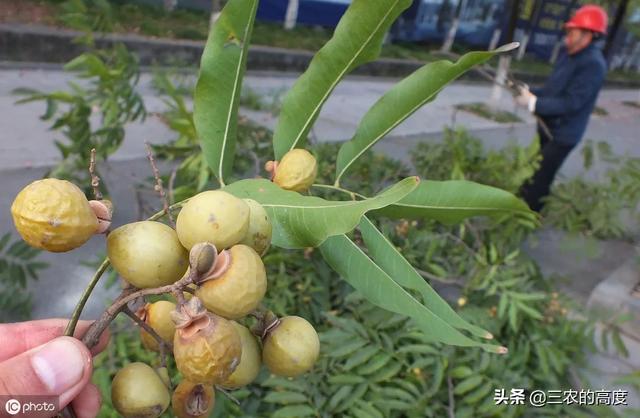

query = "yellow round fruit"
140;301;177;352
221;322;262;389
173;312;242;385
176;190;250;251
171;380;215;418
273;149;317;192
11;178;98;252
195;245;267;319
262;316;320;378
107;221;188;289
111;362;170;418
239;199;272;256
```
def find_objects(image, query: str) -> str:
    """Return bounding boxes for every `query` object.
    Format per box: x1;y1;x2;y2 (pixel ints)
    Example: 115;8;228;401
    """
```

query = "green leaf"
343;345;380;370
328;385;353;411
335;43;518;183
373;180;533;223
356;352;392;375
369;360;403;382
194;0;258;185
224;177;418;248
0;233;11;251
319;234;505;353
263;392;309;404
354;400;384;418
359;217;492;339
329;338;368;357
272;405;316;418
453;375;483;396
450;366;474;379
272;0;412;159
328;374;366;385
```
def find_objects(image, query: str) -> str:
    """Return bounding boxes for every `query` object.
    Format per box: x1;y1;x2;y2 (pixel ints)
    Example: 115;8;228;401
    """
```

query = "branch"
122;307;173;368
81;272;194;349
89;148;103;200
145;142;174;226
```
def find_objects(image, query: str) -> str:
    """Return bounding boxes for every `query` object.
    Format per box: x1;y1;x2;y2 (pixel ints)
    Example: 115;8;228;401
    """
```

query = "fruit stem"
122;307;172;367
64;200;189;339
81;272;196;349
64;258;110;337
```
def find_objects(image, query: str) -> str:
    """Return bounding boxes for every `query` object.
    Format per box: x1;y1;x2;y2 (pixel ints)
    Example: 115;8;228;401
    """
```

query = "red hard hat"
565;5;608;34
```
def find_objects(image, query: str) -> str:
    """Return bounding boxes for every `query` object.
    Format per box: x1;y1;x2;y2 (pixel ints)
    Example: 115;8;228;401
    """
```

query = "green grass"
622;101;640;109
456;102;523;123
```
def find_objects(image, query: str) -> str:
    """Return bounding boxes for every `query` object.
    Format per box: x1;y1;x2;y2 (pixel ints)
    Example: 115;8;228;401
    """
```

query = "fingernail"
31;338;87;393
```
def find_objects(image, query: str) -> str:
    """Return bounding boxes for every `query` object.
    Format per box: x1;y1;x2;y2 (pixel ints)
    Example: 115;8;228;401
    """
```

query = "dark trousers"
520;127;576;212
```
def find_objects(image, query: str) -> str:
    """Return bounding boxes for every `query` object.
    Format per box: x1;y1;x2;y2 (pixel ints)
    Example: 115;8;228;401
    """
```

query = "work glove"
514;84;537;112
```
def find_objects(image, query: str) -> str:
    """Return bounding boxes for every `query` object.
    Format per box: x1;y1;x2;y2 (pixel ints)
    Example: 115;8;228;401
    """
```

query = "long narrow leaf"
224;177;418;248
335;43;518;183
359;216;491;339
272;0;412;159
194;0;258;185
373;180;533;223
319;234;505;353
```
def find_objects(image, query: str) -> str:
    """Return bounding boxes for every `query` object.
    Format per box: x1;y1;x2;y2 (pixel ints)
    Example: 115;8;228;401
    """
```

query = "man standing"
516;5;608;212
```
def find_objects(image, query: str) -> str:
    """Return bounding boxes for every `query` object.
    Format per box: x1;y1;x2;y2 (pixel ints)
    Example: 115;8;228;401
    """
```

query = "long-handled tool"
440;51;554;140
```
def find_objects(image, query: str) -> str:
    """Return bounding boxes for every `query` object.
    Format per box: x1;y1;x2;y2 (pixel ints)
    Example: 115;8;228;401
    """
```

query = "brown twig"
122;307;173;368
89;148;103;200
81;272;194;349
145;142;173;226
172;288;187;307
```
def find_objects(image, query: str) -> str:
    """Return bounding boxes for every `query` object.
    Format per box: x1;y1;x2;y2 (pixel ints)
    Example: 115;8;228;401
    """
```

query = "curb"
1;23;638;87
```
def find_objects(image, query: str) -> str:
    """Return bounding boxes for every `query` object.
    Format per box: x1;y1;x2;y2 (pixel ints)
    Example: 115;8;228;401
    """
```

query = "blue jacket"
532;43;607;146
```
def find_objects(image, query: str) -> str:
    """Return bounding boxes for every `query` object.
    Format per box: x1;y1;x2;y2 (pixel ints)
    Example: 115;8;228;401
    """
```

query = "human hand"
514;85;537;110
0;319;109;418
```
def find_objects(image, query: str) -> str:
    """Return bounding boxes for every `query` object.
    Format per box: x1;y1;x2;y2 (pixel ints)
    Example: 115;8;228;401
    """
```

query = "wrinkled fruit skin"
176;190;250;250
195;245;267;319
273;149;317;192
239;199;272;256
263;316;320;378
172;380;215;418
107;221;188;288
111;362;170;418
11;178;98;252
221;322;262;389
173;312;242;384
141;301;177;352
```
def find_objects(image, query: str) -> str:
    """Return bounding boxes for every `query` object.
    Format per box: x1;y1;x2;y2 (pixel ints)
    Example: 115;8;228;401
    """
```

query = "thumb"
0;336;93;410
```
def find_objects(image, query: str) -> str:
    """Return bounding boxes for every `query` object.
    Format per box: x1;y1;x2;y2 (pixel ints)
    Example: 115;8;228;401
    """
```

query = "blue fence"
257;0;349;27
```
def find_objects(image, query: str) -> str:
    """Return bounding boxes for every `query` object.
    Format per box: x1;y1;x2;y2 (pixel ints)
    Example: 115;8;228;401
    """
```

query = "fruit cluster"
10;149;321;418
